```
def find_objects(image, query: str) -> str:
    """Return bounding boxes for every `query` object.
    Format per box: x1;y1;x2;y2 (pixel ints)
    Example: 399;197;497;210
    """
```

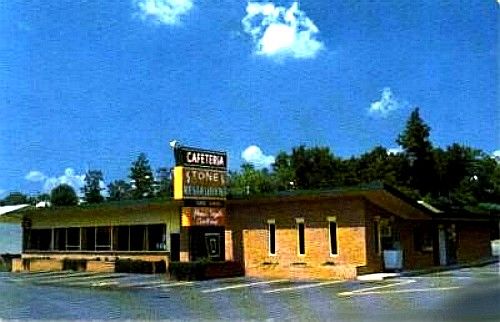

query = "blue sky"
0;0;498;197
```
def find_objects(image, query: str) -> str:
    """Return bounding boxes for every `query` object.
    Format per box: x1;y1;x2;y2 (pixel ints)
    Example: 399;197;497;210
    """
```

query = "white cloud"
369;87;408;117
24;168;85;195
387;147;404;155
25;171;47;182
242;145;275;169
242;2;324;60
492;150;500;163
134;0;193;25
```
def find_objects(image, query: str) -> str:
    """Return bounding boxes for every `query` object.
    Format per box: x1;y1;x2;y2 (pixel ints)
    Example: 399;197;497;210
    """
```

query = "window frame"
327;216;338;256
374;216;381;255
296;218;305;256
267;219;276;256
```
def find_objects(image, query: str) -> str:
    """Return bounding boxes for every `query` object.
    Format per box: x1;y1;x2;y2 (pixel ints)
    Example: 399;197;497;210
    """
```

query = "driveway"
1;263;499;320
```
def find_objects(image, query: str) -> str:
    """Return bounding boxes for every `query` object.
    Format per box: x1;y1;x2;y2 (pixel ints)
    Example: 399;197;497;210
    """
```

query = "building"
1;184;498;279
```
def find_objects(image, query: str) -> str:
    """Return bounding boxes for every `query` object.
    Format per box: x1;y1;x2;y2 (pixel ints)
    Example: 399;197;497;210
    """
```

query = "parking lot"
1;263;499;320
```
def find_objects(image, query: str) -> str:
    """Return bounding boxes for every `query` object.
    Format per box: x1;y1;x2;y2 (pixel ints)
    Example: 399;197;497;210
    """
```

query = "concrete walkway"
357;257;499;281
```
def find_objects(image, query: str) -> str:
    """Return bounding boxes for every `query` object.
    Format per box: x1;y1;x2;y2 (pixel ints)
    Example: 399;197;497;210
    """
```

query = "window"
82;227;95;251
148;224;167;251
130;225;146;251
414;226;434;252
374;219;380;254
66;227;81;250
328;217;338;256
54;228;66;251
267;219;276;255
113;226;130;251
96;226;112;251
29;229;52;250
296;218;305;255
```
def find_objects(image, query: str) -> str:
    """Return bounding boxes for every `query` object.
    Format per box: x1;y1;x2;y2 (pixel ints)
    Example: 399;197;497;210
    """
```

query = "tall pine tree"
396;108;436;196
82;170;104;203
129;153;154;199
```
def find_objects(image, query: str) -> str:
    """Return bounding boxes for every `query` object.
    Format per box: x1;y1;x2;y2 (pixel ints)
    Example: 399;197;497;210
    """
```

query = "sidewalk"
358;257;499;281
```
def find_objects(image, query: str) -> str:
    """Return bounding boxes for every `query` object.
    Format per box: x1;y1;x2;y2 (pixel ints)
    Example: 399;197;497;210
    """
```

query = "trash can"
384;250;403;271
491;240;500;257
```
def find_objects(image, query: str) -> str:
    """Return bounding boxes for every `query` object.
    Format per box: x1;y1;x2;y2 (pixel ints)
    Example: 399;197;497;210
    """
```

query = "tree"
229;163;276;196
155;167;172;198
107;180;132;201
1;192;29;205
272;151;296;190
290;145;344;189
396;108;436;196
129;153;154;199
50;184;78;206
82;170;104;203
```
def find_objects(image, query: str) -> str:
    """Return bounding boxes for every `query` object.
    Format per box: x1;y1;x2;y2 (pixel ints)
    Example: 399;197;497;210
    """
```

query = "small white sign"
491;240;500;257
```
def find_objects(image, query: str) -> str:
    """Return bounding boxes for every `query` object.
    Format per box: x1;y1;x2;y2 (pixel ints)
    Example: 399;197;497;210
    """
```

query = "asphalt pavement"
1;263;499;321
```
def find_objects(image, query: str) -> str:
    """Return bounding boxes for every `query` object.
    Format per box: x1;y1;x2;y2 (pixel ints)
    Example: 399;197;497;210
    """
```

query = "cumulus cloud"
492;150;500;163
134;0;193;25
25;168;85;195
369;87;408;117
25;171;47;182
241;1;324;60
387;147;404;155
242;145;275;169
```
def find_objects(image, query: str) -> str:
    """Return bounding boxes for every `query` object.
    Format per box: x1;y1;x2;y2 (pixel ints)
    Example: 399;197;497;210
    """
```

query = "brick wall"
227;196;367;280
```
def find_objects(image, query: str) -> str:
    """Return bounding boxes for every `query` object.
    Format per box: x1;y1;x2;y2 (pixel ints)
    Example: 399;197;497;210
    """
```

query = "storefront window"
54;228;66;250
130;225;146;251
148;224;166;251
96;226;111;250
66;227;81;250
29;229;52;250
81;227;95;251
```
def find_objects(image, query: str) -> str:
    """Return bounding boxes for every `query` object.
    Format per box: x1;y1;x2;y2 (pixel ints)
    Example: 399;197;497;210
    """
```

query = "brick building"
1;184;498;279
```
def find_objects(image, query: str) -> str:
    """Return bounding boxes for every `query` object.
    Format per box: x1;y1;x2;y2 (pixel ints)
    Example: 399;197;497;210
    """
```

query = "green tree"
50;184;78;206
396;108;436;196
129;153;154;199
82;170;104;203
229;163;276;196
290;145;344;189
272;151;296;190
155;167;172;198
0;192;29;206
107;180;132;201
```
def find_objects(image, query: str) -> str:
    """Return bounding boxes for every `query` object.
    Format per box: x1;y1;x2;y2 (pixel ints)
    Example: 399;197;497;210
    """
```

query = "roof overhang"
0;204;31;223
228;184;434;220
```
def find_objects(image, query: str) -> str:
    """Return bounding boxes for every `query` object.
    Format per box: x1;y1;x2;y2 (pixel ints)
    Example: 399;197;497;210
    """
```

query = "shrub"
169;260;244;280
0;254;21;272
115;259;166;274
62;258;87;271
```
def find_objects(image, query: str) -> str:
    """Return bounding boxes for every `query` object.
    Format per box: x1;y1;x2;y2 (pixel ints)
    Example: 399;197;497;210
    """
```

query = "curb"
390;258;499;278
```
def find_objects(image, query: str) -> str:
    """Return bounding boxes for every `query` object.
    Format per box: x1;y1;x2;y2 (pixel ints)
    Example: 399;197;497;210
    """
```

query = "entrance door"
189;226;225;261
439;226;447;266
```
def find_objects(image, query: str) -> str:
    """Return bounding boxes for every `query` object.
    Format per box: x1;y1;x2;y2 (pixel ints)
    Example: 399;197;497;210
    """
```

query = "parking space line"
202;279;288;293
338;279;416;297
264;280;343;294
143;281;194;289
340;286;461;296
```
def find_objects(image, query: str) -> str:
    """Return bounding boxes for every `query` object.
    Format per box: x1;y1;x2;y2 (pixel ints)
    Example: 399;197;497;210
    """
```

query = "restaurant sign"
174;166;227;200
175;146;227;170
181;207;225;227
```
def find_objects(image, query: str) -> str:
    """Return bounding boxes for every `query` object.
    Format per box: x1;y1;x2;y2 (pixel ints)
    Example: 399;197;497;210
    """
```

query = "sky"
0;0;498;197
